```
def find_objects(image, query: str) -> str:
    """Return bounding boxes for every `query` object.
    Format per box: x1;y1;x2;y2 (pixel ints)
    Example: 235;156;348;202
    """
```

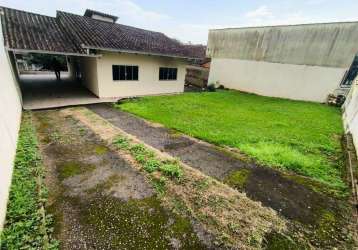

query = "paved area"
34;109;205;249
88;104;349;227
19;74;117;110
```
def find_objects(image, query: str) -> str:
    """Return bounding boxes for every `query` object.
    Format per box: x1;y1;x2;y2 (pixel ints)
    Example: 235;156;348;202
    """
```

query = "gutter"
5;47;100;57
81;45;199;60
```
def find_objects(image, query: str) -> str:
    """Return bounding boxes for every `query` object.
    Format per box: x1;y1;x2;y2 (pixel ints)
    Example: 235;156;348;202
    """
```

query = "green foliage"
24;53;67;71
151;177;167;195
113;136;130;149
159;163;184;178
143;159;161;173
1;113;58;249
116;90;346;194
113;136;184;181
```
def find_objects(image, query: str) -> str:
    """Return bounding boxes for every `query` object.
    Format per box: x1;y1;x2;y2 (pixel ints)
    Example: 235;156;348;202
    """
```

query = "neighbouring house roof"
183;44;207;60
0;6;205;59
83;9;118;22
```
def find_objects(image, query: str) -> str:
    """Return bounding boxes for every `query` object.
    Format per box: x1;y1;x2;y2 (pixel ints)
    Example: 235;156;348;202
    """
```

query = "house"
207;22;358;102
0;7;205;99
0;6;206;227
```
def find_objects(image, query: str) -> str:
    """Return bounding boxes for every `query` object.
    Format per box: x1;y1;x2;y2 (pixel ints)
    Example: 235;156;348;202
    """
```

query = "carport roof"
0;6;206;59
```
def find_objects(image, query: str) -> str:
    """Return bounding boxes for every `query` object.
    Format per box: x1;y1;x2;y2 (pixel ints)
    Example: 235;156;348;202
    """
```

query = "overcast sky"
1;0;358;44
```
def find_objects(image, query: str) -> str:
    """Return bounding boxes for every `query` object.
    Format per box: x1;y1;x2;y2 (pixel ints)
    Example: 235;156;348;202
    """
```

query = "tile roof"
0;6;205;59
57;11;201;58
0;7;85;55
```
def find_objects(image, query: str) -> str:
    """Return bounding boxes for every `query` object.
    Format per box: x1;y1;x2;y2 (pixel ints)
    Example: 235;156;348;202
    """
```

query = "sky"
1;0;358;44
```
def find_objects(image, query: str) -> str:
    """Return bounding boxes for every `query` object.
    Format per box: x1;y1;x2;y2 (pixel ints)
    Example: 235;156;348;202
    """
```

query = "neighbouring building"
0;7;205;99
207;22;358;102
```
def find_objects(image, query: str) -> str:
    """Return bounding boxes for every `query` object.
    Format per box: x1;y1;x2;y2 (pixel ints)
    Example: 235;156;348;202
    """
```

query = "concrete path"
35;109;205;249
20;74;117;110
88;104;347;227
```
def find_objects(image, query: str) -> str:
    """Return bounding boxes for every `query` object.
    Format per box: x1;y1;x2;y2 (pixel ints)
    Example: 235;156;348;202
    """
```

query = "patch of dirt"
34;110;205;249
88;103;355;249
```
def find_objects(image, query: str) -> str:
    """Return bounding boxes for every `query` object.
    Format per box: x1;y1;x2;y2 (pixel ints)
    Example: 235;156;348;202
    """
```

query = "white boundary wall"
208;58;347;102
343;76;358;154
0;18;22;229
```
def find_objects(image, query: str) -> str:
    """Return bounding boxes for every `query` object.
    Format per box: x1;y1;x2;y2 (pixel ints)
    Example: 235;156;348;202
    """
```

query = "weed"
113;136;183;180
113;136;130;149
49;131;61;142
151;176;167;195
1;113;58;249
143;158;160;173
194;178;211;191
79;127;87;136
159;162;183;179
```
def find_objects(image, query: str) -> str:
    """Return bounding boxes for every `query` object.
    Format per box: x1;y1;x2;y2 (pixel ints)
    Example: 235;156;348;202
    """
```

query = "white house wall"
0;18;22;229
208;58;347;102
96;52;186;98
80;56;100;96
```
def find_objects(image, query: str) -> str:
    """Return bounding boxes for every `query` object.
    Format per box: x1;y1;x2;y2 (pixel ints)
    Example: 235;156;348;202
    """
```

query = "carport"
1;7;117;110
18;72;116;110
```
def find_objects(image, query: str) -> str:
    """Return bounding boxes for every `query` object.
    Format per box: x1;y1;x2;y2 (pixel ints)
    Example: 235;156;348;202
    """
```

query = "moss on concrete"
224;169;251;189
86;174;124;195
58;161;95;180
94;145;108;155
79;195;204;249
263;232;303;250
284;173;347;198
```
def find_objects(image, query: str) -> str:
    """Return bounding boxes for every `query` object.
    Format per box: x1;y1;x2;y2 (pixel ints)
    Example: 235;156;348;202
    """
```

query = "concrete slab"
19;74;118;110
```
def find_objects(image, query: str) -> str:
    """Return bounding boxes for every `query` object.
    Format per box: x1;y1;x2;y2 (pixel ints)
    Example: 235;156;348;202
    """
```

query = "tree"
24;53;67;71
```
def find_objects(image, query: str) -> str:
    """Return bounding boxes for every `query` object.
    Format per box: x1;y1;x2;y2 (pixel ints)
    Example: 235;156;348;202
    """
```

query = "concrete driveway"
19;73;117;110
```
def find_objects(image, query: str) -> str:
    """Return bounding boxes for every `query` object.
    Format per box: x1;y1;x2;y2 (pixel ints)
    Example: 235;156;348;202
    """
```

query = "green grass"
116;90;346;193
1;113;58;249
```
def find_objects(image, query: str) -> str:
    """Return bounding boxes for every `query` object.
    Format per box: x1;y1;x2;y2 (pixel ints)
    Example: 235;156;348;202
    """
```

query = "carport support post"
67;56;76;81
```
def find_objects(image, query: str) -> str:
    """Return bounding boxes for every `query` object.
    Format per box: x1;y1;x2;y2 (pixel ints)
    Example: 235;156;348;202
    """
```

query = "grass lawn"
116;90;346;194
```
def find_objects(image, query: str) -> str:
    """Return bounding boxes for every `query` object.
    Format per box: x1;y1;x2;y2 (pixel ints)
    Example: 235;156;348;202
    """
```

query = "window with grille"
159;67;177;80
112;65;139;81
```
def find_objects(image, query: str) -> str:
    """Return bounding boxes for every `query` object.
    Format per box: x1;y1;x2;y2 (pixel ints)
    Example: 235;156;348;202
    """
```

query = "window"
113;65;138;81
159;67;178;80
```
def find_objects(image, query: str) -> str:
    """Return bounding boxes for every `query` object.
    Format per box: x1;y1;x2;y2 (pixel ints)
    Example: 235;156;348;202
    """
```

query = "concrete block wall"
207;22;358;102
0;17;22;230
